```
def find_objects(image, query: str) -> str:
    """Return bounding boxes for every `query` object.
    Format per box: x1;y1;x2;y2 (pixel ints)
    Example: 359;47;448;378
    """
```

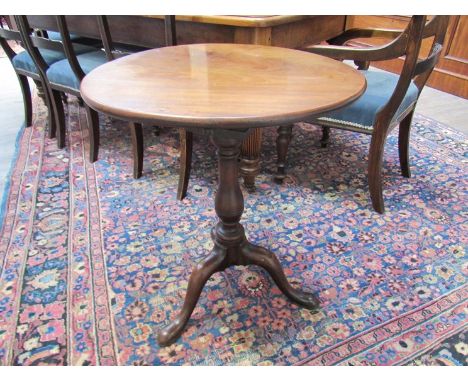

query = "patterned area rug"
0;96;466;365
406;328;467;365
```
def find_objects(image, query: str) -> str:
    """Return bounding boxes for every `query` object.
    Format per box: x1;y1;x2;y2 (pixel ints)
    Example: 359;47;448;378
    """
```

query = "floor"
0;55;467;203
417;87;468;130
0;57;25;203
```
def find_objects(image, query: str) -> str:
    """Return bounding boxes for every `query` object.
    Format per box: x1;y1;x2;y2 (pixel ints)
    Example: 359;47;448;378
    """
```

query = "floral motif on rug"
0;96;466;365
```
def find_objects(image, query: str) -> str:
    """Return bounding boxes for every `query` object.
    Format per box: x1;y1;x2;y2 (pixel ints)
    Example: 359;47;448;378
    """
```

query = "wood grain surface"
81;43;366;129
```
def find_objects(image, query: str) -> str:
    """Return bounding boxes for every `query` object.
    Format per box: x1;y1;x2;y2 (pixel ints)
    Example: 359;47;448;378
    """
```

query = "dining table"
80;43;366;346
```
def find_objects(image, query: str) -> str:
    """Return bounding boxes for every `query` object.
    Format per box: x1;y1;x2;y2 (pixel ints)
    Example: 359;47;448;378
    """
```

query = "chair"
163;16;193;201
0;19;94;134
275;16;449;213
96;15;192;199
96;15;151;179
37;29;103;105
0;23;42;129
16;15;107;161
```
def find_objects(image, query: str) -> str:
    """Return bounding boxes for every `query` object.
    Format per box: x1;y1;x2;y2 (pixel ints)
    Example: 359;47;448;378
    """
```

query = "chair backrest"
97;15;177;61
16;15;89;83
412;16;450;90
375;16;427;124
0;19;24;64
376;16;449;125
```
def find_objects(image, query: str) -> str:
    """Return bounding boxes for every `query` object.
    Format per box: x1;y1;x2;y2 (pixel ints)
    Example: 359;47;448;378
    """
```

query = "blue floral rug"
0;96;466;365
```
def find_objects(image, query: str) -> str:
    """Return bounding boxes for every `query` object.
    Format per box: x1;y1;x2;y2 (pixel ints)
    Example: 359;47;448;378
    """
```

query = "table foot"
239;242;319;309
157;245;228;347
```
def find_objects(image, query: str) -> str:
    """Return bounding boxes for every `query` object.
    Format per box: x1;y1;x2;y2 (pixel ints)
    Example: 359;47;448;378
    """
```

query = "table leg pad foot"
157;246;227;347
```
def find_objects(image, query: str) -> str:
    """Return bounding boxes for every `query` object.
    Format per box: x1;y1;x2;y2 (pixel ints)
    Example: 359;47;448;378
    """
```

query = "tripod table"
80;43;366;346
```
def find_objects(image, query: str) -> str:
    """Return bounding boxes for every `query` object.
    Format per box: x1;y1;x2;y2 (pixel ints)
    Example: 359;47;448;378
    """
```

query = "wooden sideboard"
346;15;468;99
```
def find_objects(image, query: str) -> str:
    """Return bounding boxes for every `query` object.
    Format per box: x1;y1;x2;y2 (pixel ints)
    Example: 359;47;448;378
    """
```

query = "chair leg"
61;92;68;105
50;88;66;149
177;128;193;201
275;124;293;182
16;74;32;127
153;125;161;136
130;122;144;178
85;105;99;162
40;80;56;139
368;130;387;214
33;79;47;104
398;110;415;178
320;126;330;148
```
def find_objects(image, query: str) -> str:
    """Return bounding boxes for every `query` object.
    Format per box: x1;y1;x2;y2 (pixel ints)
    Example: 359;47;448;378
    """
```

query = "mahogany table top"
81;43;366;129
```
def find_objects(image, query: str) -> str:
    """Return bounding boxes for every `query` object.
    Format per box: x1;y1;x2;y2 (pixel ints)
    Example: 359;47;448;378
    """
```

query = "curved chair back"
16;16;67;78
412;16;450;90
375;16;427;126
376;16;449;127
16;15;91;93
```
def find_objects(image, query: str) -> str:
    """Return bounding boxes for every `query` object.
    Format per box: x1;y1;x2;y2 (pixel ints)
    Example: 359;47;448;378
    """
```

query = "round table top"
80;44;366;129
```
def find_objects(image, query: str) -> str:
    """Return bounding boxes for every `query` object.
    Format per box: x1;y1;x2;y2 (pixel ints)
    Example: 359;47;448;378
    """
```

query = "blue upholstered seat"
11;43;96;74
317;70;420;132
46;50;108;89
46;30;102;48
47;31;81;41
46;31;81;41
